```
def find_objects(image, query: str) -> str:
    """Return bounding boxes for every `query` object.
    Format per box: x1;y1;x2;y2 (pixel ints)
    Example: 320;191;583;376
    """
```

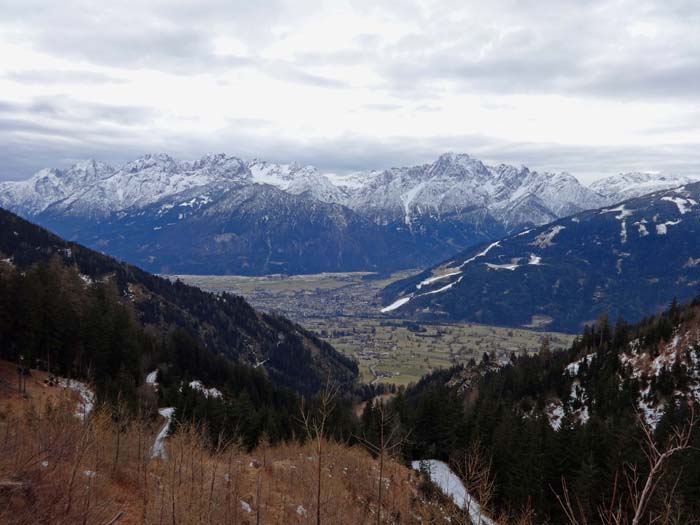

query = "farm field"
173;272;576;386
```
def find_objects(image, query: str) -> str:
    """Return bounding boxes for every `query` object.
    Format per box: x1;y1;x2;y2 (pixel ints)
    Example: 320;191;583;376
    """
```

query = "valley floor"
173;272;575;385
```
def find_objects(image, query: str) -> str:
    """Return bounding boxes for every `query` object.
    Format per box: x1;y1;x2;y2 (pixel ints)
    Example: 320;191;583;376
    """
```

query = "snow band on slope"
152;407;175;459
383;241;502;313
412;460;495;525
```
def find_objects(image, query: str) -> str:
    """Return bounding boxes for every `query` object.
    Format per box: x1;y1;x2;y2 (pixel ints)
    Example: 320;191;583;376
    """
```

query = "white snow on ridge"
458;241;501;269
411;460;494;525
661;196;697;215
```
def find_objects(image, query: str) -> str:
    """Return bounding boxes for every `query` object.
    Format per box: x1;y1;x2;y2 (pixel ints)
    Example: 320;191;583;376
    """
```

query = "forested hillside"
388;299;700;522
0;207;358;396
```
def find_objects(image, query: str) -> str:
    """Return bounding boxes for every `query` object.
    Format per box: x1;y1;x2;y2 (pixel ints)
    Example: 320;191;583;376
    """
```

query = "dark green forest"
389;300;700;522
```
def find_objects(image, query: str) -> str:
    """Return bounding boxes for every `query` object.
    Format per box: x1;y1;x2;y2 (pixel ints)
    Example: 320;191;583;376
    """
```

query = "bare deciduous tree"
299;377;339;525
355;401;408;525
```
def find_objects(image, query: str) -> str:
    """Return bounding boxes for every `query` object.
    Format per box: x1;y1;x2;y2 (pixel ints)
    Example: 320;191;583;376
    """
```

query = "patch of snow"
656;220;681;235
661;196;697;215
528;254;542;265
565;353;596;376
485;259;520;271
188;380;223;399
240;500;252;514
400;181;427;225
411;460;494;525
417;270;462;290
458;241;501;269
63;379;95;422
638;386;665;428
545;401;565;431
422;277;462;295
146;369;158;389
634;220;649;237
152;407;175;459
296;505;307;517
381;296;411;313
530;225;565;248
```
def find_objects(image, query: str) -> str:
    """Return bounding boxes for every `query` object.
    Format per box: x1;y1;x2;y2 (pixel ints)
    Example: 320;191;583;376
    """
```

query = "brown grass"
0;366;457;524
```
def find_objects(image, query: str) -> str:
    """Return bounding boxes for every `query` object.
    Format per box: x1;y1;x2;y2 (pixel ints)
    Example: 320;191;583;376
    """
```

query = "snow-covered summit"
591;172;698;203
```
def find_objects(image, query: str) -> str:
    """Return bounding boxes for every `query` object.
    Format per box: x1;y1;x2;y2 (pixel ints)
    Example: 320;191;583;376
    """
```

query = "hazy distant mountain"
381;182;700;331
591;172;697;203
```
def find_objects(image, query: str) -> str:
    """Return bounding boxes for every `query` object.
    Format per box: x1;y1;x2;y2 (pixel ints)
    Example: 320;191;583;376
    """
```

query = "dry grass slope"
0;363;460;524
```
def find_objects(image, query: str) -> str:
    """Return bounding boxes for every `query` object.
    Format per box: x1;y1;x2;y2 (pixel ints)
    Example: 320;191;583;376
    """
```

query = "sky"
0;0;698;182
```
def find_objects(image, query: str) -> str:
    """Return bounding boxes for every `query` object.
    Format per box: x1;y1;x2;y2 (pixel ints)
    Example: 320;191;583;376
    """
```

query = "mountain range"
382;182;700;331
2;152;692;275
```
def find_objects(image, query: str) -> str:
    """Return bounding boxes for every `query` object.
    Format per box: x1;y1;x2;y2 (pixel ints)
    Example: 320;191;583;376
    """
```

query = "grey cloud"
4;70;126;84
0;98;156;127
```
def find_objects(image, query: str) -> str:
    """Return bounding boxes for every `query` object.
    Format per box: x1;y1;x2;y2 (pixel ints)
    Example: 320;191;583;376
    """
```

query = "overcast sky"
0;0;698;182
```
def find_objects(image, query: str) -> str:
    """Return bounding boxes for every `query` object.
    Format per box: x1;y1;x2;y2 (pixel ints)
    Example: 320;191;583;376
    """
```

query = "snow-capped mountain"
348;153;607;232
0;152;692;275
381;182;700;331
591;172;697;203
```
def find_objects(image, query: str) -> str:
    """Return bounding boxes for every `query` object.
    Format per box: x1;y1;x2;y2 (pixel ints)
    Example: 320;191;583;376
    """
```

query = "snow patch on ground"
411;459;494;525
634;220;649;237
545;402;565;431
530;225;565;248
565;353;596;376
656;220;681;235
152;407;175;459
240;500;252;513
661;196;697;215
485;259;520;271
458;241;501;269
63;379;95;422
423;277;463;295
188;380;223;399
381;296;411;313
146;370;158;386
528;254;542;265
400;182;426;225
417;270;462;290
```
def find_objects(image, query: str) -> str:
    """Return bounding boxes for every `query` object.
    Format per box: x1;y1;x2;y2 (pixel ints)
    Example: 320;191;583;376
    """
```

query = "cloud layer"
0;0;698;181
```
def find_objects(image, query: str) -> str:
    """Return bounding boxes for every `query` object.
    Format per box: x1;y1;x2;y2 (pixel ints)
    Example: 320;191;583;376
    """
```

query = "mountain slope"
1;152;611;275
0;207;358;394
396;298;700;523
381;182;700;331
